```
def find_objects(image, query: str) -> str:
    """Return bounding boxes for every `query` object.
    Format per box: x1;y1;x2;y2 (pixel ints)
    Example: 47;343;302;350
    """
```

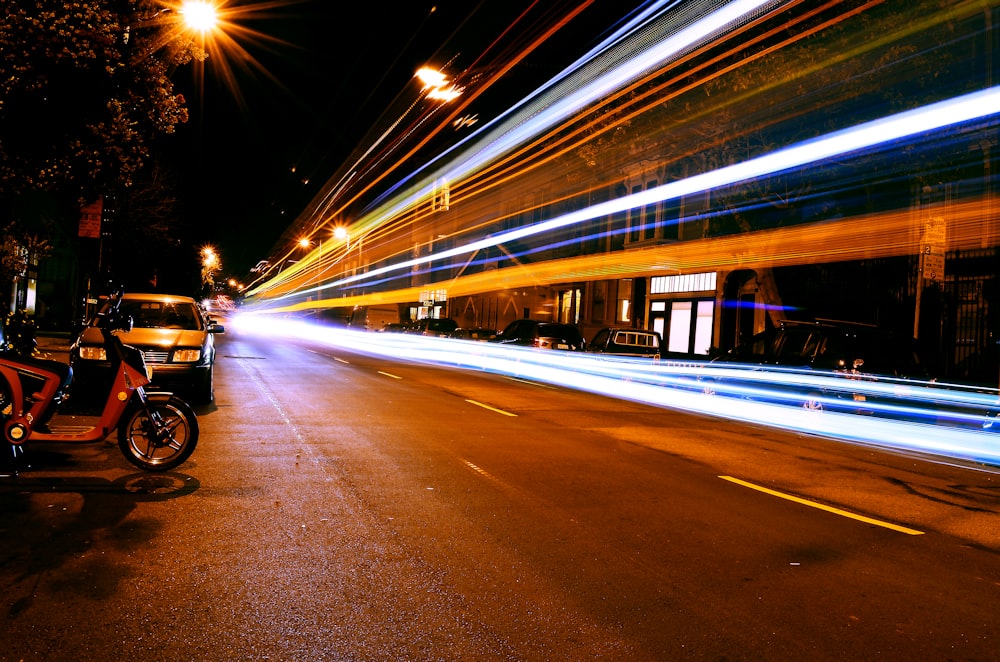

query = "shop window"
559;288;581;324
650;301;666;341
693;300;714;355
666;299;715;355
668;302;692;353
617;278;632;323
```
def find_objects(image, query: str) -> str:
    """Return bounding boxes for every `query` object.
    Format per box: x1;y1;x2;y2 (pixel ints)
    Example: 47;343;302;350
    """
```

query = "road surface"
2;326;998;660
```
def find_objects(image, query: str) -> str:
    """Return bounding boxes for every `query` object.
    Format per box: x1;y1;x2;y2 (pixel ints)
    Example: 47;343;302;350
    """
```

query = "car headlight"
77;346;107;361
173;348;202;363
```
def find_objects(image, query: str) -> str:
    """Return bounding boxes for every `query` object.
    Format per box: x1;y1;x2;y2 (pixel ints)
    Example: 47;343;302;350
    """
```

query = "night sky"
166;0;638;279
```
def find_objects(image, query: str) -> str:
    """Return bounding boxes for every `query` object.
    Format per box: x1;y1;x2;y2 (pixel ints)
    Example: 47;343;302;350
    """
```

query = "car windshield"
101;300;202;331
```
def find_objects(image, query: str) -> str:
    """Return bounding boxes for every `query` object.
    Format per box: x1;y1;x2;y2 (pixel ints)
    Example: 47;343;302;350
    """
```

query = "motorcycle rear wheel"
118;395;199;471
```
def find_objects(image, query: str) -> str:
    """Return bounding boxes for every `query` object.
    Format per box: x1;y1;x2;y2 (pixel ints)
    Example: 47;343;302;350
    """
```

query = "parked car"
71;293;224;404
586;327;661;359
407;317;458;337
705;318;933;413
449;327;498;342
711;319;1000;431
721;319;924;377
379;322;412;333
492;319;585;351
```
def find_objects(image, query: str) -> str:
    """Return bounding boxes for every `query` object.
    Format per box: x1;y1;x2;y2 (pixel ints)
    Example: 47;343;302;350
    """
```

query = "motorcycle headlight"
78;346;107;361
173;348;202;363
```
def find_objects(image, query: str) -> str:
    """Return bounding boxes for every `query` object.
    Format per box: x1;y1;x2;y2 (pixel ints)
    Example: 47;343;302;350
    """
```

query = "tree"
0;0;194;203
0;0;204;309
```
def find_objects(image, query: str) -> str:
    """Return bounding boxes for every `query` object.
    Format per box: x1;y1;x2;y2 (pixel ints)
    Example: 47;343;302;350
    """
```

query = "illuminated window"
650;272;717;294
664;299;715;355
617;279;632;323
667;302;691;353
559;288;581;324
432;179;450;211
693;300;714;355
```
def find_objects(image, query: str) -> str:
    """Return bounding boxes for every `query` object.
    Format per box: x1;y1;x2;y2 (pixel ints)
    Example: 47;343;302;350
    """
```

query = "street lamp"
333;226;351;252
180;1;219;33
200;245;221;295
201;246;218;269
415;66;463;102
125;1;222;64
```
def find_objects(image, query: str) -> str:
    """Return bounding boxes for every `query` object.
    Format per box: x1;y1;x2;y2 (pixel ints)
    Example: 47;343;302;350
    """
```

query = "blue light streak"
262;85;1000;304
233;316;1000;466
246;0;998;308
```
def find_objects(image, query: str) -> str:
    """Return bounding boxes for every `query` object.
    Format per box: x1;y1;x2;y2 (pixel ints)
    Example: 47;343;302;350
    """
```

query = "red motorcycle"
0;290;199;475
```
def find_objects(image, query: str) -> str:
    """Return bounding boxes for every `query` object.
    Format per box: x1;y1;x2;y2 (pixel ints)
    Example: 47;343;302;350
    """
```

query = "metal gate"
941;248;999;387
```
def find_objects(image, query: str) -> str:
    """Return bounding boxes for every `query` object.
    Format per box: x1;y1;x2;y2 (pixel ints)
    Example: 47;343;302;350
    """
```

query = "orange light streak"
253;196;997;313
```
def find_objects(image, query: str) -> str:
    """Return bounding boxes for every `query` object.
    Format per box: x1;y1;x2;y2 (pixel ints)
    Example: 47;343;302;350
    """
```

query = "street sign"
920;216;946;283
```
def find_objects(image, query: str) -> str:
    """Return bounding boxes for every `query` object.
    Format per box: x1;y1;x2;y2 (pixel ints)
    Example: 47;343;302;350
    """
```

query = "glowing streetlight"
180;1;219;33
333;226;350;250
416;67;448;88
200;245;221;291
415;66;463;102
201;246;218;269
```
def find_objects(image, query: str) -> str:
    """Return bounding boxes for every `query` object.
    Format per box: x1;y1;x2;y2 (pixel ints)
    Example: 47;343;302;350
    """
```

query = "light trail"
247;0;786;301
247;86;1000;307
353;0;784;226
232;316;1000;467
247;0;994;307
239;194;997;317
294;1;605;254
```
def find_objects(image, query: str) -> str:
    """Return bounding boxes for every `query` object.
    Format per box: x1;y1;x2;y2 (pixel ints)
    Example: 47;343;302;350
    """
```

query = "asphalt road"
2;327;999;660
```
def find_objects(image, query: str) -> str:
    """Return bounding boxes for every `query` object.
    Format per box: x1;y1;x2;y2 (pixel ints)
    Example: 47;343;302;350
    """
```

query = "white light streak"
233;316;1000;466
268;85;1000;302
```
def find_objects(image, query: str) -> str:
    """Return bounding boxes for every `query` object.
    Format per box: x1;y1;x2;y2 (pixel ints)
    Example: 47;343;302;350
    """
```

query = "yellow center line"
378;371;402;379
466;399;518;417
333;357;349;364
719;475;925;536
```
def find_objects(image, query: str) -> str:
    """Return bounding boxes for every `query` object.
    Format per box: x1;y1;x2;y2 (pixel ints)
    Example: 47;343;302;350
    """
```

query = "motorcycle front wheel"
118;395;199;471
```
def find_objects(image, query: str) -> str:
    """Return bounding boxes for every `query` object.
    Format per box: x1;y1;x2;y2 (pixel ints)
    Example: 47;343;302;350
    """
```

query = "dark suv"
724;319;924;377
712;320;1000;430
707;319;926;412
407;317;458;337
492;320;585;351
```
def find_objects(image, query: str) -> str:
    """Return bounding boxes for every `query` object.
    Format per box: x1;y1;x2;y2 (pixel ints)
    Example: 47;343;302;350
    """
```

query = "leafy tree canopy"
0;0;196;205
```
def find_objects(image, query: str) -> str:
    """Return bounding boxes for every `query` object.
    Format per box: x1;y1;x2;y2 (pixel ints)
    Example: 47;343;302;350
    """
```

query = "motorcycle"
0;289;199;475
